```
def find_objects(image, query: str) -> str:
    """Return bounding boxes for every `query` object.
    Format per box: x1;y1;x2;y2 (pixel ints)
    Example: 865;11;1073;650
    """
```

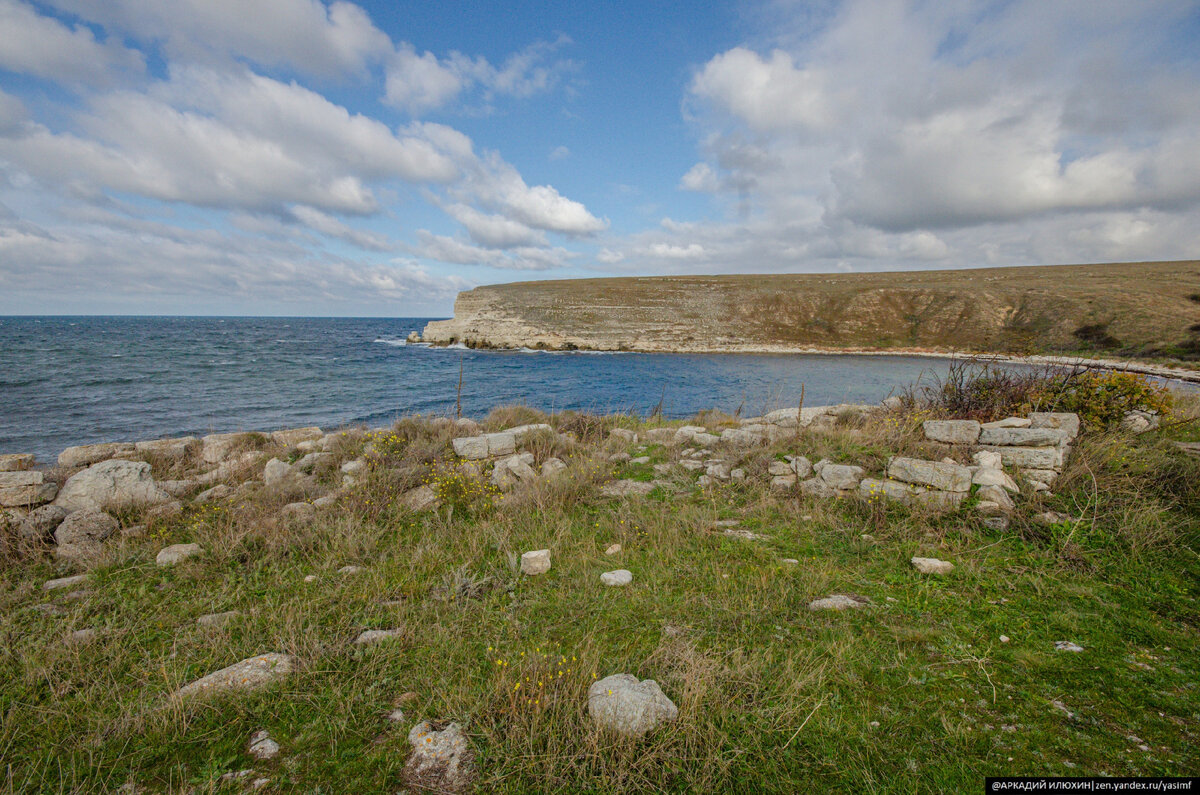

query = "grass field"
2;392;1198;792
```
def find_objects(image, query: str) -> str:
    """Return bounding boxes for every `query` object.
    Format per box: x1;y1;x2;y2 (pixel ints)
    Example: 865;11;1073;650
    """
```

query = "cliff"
422;260;1200;366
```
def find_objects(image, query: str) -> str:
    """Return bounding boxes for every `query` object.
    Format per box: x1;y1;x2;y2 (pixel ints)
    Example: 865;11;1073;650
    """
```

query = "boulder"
156;543;202;566
194;484;233;503
134;437;200;462
16;504;68;540
975;445;1063;470
44;573;87;591
54;509;119;561
58;442;135;469
400;485;440;512
817;463;865;491
353;628;404;645
55;460;171;513
981;417;1030;429
808;594;871;611
923;420;981;445
609;428;638;444
0;470;57;508
247;730;280;760
643;428;677;444
672;425;708;444
911;557;954;575
176;653;296;697
0;453;35;471
451;436;490;460
521;549;551;576
587;674;678;737
484;432;516;457
887;457;971;492
978;427;1068;447
405;722;475;794
271;427;323;447
263;458;292;487
972;468;1019;493
1028;412;1081;439
600;569;633;587
972;450;1004;470
976;484;1015;512
200;432;248;464
789;455;814;478
600;480;656;498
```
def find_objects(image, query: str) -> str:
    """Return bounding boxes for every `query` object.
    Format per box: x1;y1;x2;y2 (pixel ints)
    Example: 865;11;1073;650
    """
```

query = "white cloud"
638;0;1200;276
0;0;145;87
44;0;391;78
290;205;393;251
382;35;574;115
458;151;607;236
412;230;572;271
441;202;547;249
548;145;570;161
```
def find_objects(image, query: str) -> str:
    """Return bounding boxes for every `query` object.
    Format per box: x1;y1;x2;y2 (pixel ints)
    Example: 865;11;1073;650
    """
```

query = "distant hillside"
422;260;1200;368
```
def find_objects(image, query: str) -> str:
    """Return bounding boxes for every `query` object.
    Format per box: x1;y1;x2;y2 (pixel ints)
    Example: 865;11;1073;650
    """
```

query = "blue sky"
1;0;1199;316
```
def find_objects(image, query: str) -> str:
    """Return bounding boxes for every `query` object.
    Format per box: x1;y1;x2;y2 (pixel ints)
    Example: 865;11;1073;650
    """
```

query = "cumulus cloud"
0;0;145;87
412;230;573;271
43;0;391;78
383;35;575;115
640;0;1200;276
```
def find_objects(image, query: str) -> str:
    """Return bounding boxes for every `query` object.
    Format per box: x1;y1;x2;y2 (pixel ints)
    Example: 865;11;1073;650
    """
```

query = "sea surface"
2;316;1034;463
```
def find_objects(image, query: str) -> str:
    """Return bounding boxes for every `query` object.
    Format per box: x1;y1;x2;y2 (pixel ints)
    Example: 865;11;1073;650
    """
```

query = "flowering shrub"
1031;371;1172;429
425;460;501;518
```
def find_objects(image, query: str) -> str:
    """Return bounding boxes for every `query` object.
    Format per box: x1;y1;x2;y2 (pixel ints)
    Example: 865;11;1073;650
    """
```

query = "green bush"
1031;370;1172;428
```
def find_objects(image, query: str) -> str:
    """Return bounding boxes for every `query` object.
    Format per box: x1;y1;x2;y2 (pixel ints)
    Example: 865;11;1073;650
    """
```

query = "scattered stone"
33;603;66;616
978;427;1068;447
678;459;704;471
197;611;239;628
247;729;280;760
194;483;233;504
816;463;866;491
387;708;406;723
1028;412;1081;439
808;594;871;611
200;432;248;464
1000;635;1010;644
354;628;404;645
724;528;770;541
911;557;954;575
55;459;171;513
0;470;58;508
156;543;202;566
405;722;475;794
54;509;119;561
1055;641;1084;653
887;457;972;492
923;419;981;444
312;494;338;509
0;453;35;471
780;558;799;564
982;417;1031;429
58;442;136;469
605;543;622;555
541;458;567;477
44;573;87;591
484;432;516;457
600;480;656;498
303;574;318;583
977;484;1015;512
972;467;1019;493
451;436;489;460
629;456;651;465
789;456;814;478
272;426;323;447
400;485;441;512
263;458;292;487
1121;410;1159;434
608;452;632;463
730;467;746;481
280;502;316;522
17;504;68;540
134;436;200;462
643;428;677;444
176;653;296;697
339;565;363;575
610;428;638;444
587;674;678;737
521;549;551;576
881;396;903;410
600;569;633;587
1034;511;1072;526
768;460;793;477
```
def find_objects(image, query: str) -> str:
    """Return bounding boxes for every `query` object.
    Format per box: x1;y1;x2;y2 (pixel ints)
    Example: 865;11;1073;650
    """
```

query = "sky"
1;0;1199;316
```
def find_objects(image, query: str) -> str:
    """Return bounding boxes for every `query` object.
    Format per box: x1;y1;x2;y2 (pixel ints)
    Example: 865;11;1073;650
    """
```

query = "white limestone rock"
175;653;295;697
521;549;551;576
808;594;871;611
600;569;633;587
978;427;1068;447
54;509;119;561
0;453;35;471
156;542;202;566
911;557;954;575
1029;412;1081;439
405;721;475;793
887;457;971;492
55;460;171;513
247;729;280;760
0;470;57;508
451;436;490;460
923;420;981;444
587;674;678;737
271;427;323;447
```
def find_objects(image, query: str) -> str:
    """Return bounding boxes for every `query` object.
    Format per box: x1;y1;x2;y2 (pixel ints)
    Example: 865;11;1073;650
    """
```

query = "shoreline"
421;339;1200;385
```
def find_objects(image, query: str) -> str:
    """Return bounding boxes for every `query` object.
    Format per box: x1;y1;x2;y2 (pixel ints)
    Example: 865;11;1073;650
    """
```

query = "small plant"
425;459;501;518
1030;370;1172;429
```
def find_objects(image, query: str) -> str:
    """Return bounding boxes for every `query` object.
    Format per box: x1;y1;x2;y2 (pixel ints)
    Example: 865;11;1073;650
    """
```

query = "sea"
0;316;1048;463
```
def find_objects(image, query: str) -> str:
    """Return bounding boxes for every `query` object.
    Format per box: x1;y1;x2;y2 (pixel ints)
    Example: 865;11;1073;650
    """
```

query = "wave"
373;337;409;347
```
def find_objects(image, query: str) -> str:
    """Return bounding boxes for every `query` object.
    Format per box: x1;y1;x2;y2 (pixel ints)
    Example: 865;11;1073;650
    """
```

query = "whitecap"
372;337;407;347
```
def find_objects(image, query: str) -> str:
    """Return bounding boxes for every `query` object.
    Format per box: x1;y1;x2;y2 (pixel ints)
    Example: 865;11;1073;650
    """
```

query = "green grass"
1;407;1198;793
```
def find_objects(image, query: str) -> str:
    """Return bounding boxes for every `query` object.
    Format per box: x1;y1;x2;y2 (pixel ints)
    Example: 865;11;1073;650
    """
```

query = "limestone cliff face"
422;261;1200;361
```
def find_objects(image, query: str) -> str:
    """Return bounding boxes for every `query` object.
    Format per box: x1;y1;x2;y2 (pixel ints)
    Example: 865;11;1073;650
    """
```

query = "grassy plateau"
1;371;1198;793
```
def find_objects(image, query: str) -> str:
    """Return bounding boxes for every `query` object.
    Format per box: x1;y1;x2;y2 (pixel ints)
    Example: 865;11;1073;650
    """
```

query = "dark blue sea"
0;316;1018;463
